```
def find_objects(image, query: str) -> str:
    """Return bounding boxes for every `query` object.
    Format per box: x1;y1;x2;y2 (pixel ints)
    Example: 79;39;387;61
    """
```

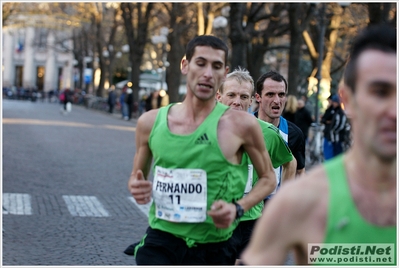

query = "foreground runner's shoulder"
137;109;159;128
271;165;328;208
222;108;259;129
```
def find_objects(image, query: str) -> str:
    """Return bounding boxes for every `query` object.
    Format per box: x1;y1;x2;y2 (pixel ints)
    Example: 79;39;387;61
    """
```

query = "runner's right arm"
128;110;158;204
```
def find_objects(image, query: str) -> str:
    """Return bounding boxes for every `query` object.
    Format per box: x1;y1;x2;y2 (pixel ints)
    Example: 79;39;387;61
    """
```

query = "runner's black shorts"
230;219;257;259
135;227;236;265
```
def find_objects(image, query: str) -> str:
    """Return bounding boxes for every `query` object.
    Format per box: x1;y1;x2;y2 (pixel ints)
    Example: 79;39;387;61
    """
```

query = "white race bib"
271;167;280;195
152;166;207;222
243;164;253;197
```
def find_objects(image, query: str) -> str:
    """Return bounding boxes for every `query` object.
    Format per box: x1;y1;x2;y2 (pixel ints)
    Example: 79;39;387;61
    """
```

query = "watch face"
238;207;244;216
235;203;244;219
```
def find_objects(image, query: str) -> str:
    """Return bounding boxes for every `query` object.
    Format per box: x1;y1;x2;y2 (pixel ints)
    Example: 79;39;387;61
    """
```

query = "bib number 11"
169;194;181;205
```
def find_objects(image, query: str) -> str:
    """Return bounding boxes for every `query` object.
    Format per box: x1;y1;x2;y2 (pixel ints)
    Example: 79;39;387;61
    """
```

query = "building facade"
2;25;74;93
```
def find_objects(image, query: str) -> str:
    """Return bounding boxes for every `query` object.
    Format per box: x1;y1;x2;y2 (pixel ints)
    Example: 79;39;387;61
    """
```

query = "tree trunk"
323;13;341;83
247;3;289;83
248;43;267;84
368;3;395;26
197;2;205;35
121;3;153;106
229;3;247;70
95;20;105;97
287;3;315;97
166;3;196;103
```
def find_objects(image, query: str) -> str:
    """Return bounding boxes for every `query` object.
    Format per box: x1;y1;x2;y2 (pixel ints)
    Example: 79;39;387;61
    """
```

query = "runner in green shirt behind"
217;67;296;263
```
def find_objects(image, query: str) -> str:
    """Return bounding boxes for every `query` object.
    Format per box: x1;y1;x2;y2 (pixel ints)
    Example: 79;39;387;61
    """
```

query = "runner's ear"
339;83;352;119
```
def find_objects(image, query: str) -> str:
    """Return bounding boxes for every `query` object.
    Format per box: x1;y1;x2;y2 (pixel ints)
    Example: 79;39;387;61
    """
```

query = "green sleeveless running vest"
241;119;293;221
323;155;396;264
148;102;247;247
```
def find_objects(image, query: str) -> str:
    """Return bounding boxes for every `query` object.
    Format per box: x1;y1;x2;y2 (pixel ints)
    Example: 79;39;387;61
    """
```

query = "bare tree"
2;3;22;25
149;3;231;103
120;2;154;103
287;3;315;97
147;3;198;103
228;3;290;82
71;27;90;90
197;2;227;35
229;3;248;70
86;3;124;97
301;3;370;115
368;3;397;26
166;3;197;102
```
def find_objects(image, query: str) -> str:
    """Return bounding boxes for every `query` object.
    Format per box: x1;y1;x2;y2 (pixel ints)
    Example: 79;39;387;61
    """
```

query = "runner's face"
181;46;228;101
345;50;397;161
217;79;253;111
256;78;287;120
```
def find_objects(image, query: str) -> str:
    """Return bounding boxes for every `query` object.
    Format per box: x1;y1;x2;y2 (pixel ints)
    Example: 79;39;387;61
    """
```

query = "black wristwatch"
233;201;244;220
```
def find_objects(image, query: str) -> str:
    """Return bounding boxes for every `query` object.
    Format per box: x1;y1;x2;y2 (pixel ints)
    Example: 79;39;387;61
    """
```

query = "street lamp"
213;16;228;28
121;44;131;82
151;27;169;91
83;56;93;93
213;15;228;43
102;50;109;58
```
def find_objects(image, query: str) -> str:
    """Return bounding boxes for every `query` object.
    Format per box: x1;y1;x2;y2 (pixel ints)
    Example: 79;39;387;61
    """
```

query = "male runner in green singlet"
128;35;276;265
242;24;396;265
216;67;296;262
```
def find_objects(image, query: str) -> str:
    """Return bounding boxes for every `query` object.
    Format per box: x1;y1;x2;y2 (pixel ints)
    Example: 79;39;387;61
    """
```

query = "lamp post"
121;44;131;83
315;3;326;125
213;15;228;43
151;27;169;91
83;56;93;94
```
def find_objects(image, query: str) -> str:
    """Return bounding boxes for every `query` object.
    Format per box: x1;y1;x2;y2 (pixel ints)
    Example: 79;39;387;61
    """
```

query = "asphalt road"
2;99;147;266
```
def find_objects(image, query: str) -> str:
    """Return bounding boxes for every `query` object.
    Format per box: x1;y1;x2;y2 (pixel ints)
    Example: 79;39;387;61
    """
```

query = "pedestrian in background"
329;94;348;157
145;91;153;112
107;87;116;114
321;94;335;160
62;88;72;114
125;87;134;120
294;98;314;141
282;95;298;123
138;88;147;115
120;87;128;120
300;95;315;120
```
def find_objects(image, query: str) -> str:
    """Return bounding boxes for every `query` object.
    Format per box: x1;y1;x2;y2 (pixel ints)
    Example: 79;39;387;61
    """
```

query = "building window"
15;66;24;87
38;28;48;49
37;66;45;90
58;67;63;90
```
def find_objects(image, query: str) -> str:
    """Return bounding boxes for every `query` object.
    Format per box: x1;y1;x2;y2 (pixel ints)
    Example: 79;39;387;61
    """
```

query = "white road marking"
3;193;150;218
2;193;32;215
62;195;109;217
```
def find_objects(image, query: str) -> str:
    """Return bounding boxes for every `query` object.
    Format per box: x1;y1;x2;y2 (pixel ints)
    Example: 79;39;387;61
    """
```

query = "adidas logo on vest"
195;133;211;144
